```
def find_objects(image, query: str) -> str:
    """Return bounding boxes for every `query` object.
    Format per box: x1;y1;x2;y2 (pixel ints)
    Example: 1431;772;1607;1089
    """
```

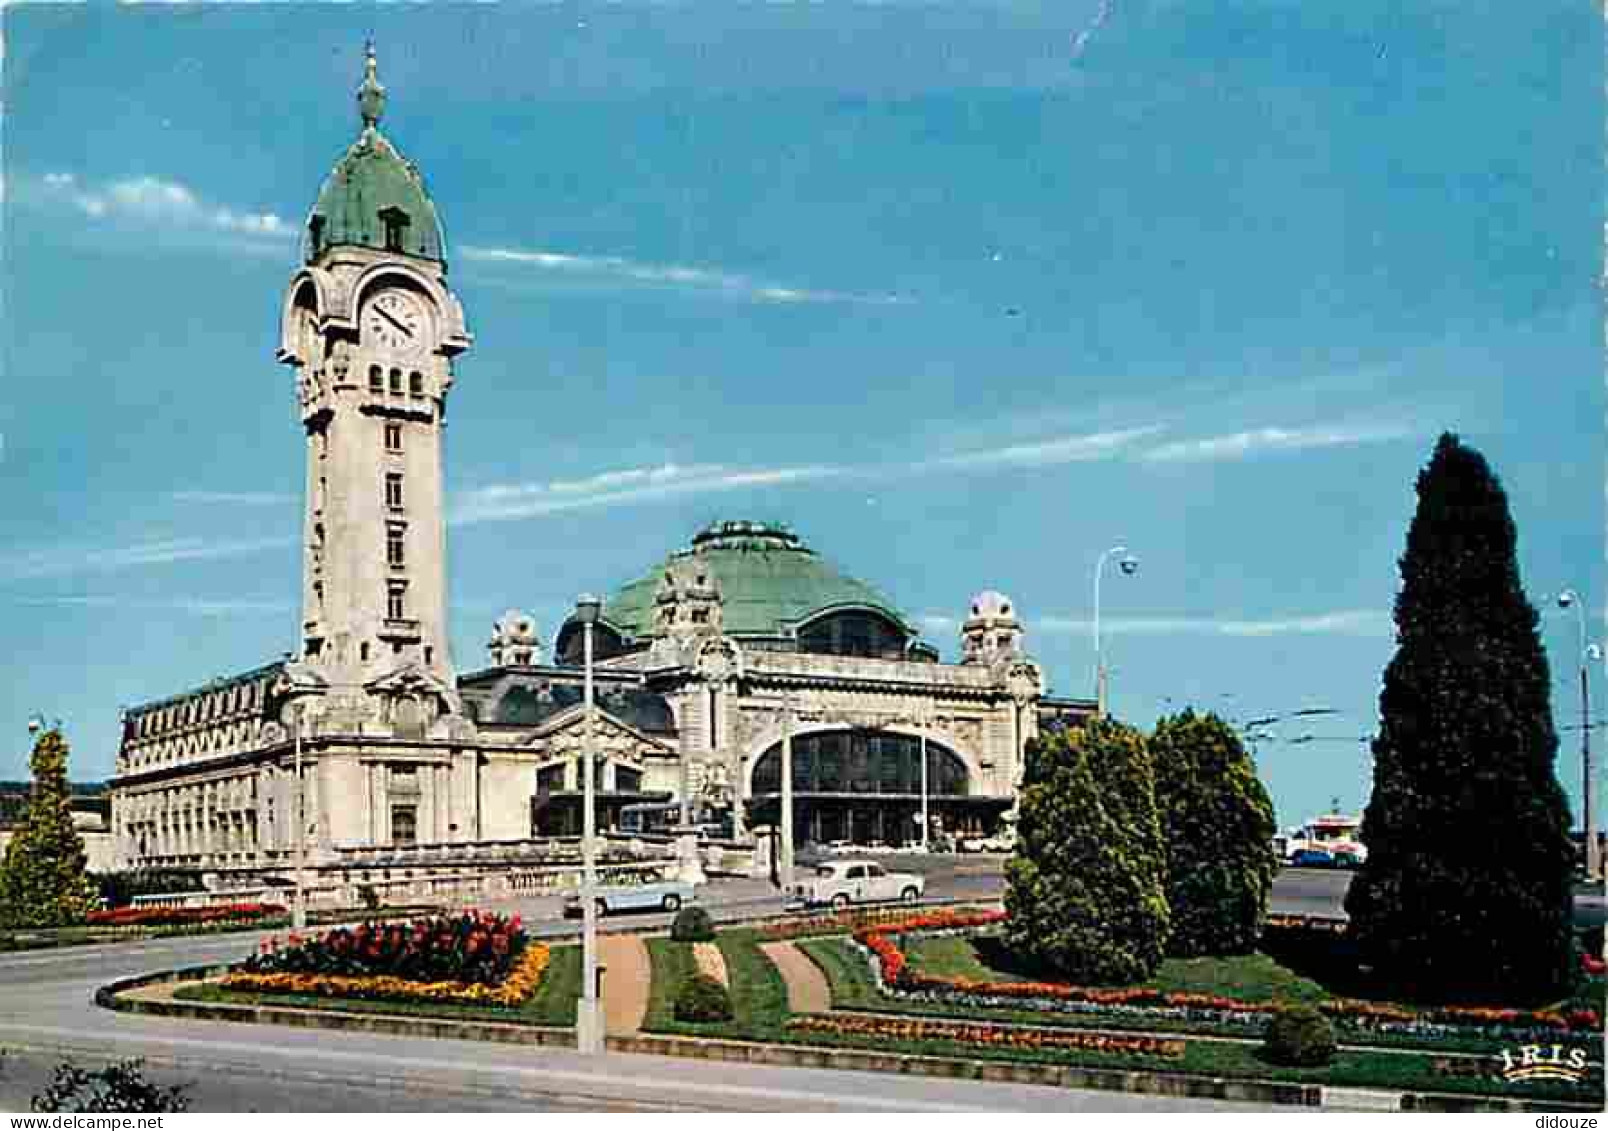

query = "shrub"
32;1059;190;1113
669;906;715;942
673;973;733;1023
1261;1003;1337;1067
93;870;205;910
1004;719;1170;983
1151;710;1277;957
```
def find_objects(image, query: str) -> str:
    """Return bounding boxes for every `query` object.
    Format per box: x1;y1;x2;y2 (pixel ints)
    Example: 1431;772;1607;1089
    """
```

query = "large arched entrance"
745;728;1006;848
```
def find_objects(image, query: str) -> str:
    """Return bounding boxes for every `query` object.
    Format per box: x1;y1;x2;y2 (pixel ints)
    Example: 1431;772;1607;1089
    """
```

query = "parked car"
789;859;924;910
562;878;697;918
1289;848;1335;869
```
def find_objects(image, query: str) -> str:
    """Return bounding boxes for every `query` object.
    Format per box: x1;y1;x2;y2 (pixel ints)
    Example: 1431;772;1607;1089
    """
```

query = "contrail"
1071;0;1116;61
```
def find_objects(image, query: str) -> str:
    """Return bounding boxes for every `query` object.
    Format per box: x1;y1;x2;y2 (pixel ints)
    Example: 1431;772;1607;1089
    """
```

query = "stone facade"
107;49;1094;875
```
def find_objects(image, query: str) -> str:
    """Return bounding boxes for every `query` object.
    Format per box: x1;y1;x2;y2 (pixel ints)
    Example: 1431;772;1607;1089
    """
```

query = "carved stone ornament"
694;636;743;684
1004;659;1045;705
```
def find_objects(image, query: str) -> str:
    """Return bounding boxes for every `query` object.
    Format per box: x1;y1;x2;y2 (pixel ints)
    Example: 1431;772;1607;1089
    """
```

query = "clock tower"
277;44;471;700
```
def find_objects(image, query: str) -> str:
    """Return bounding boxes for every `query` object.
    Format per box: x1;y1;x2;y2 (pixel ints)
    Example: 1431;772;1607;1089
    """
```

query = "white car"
789;859;924;910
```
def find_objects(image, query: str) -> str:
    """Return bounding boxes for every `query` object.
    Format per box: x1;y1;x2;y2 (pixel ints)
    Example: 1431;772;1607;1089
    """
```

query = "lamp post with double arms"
574;593;604;1054
1093;545;1139;717
1558;589;1600;879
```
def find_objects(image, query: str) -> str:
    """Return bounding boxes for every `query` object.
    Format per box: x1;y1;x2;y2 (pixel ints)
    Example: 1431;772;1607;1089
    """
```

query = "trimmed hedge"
1262;1003;1337;1067
670;906;716;942
673;973;733;1023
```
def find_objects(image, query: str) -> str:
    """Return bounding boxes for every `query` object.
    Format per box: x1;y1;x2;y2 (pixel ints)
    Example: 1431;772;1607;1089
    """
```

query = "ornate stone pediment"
363;661;466;739
526;704;676;764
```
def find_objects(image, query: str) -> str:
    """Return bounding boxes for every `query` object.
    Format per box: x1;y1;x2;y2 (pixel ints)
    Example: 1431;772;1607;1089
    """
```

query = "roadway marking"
0;1023;1012;1112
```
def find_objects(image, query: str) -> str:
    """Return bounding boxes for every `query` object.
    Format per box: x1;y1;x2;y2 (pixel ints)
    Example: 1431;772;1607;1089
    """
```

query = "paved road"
0;873;1267;1113
4;860;1592;1111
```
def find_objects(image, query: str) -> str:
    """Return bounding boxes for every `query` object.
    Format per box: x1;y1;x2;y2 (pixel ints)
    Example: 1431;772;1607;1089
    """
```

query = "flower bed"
221;940;549;1007
220;911;548;1008
786;1013;1184;1059
86;902;286;928
757;905;1002;942
856;912;1604;1040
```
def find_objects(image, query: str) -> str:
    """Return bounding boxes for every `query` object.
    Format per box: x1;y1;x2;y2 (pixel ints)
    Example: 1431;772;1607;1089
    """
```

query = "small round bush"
673;973;733;1023
1261;1002;1337;1067
669;905;716;942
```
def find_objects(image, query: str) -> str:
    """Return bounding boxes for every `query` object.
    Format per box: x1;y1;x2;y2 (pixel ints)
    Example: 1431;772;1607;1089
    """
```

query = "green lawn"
644;930;789;1040
789;937;1599;1103
802;935;1597;1059
906;933;1326;1004
172;941;581;1029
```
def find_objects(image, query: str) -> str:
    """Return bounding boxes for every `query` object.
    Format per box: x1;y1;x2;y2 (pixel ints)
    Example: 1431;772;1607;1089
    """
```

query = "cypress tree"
1004;717;1170;983
1152;709;1277;956
1345;433;1574;1004
0;727;97;928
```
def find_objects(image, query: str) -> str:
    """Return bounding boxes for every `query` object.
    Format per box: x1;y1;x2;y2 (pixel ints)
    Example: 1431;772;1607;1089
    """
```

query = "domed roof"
303;45;446;264
600;520;914;641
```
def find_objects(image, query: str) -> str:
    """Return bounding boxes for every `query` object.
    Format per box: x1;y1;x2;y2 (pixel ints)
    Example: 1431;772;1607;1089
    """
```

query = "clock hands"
375;305;413;337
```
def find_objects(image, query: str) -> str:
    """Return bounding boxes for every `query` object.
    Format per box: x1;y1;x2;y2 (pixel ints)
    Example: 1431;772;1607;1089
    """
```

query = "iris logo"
1500;1044;1591;1084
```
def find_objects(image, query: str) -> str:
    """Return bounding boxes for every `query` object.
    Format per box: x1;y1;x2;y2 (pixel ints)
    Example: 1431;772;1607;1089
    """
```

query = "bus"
618;802;682;837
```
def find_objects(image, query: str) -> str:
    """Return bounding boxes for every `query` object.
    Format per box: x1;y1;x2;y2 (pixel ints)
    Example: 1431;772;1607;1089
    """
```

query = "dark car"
1290;848;1335;868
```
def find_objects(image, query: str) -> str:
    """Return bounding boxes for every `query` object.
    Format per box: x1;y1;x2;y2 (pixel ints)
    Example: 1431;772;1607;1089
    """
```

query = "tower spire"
357;39;386;130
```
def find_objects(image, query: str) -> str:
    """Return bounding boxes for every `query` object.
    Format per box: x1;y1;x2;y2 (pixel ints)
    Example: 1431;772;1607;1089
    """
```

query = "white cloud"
10;594;292;617
1037;610;1392;638
35;172;293;243
927;425;1166;471
1138;423;1415;464
460;244;908;307
917;613;958;634
452;462;842;525
0;536;294;582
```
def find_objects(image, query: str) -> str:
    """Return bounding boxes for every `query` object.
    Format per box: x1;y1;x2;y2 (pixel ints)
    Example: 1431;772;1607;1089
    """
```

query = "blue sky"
1;1;1601;830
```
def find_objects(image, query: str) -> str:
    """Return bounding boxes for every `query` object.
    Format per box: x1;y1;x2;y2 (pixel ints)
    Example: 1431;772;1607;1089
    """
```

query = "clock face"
365;290;426;357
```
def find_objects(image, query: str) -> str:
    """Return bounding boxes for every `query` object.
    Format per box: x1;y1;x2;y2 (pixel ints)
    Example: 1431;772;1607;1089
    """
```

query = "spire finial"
357;39;386;130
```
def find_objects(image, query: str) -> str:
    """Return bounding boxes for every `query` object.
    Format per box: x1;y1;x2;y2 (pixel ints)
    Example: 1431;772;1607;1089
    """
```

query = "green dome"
303;45;446;264
603;521;915;641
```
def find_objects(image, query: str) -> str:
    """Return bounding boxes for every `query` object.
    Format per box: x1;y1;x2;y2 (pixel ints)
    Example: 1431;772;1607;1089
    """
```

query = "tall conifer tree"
0;727;96;928
1345;434;1574;1003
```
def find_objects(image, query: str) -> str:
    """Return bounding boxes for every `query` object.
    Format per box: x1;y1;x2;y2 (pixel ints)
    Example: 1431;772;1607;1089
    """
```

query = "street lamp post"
574;593;605;1054
779;690;795;888
1093;545;1139;717
1558;589;1599;879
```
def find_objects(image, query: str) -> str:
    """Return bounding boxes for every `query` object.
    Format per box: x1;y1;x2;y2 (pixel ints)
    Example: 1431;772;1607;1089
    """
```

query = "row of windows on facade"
370;366;426;398
128;679;274;740
534;760;645;795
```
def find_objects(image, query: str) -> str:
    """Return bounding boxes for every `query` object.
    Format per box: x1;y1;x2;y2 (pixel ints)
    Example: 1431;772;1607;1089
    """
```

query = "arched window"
751;729;968;797
388;368;403;395
369;365;383;393
409;371;424;397
796;609;910;659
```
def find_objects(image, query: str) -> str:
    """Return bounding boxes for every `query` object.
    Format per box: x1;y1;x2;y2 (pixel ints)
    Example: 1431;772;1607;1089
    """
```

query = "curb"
96;968;1599;1111
96;964;574;1049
